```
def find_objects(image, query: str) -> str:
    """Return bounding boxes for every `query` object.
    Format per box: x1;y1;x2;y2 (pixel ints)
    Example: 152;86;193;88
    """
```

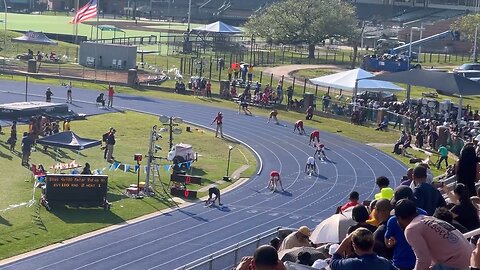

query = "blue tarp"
36;131;101;151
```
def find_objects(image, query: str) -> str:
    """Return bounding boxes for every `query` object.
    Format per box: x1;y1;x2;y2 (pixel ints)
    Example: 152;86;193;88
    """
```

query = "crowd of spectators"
235;147;480;270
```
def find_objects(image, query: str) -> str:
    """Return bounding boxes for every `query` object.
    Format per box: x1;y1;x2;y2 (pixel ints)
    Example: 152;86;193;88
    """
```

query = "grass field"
0;111;256;259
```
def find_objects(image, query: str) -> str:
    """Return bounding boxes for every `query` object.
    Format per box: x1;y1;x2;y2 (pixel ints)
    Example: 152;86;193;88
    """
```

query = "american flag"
70;0;98;24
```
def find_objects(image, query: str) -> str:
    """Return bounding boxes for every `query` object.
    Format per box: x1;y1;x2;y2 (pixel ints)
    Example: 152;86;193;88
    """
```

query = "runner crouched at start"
305;156;317;174
267;170;284;192
309;130;320;145
205;186;222;206
294;120;305;135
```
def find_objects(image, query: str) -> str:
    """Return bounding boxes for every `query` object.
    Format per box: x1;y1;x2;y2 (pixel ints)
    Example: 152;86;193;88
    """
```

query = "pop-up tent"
12;31;58;45
309;68;403;92
193;21;242;34
369;69;480;120
36;131;101;151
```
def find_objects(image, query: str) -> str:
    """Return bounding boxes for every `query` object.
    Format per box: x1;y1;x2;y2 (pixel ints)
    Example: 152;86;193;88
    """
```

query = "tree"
245;0;357;59
452;14;479;61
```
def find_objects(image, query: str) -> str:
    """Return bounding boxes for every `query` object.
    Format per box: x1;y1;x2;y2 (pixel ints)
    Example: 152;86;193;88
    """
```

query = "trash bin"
127;69;137;87
303;92;315;109
28;59;37;73
377;108;387;123
220;80;230;97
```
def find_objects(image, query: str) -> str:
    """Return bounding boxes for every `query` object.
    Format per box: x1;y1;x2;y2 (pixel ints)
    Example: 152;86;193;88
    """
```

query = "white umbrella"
309;211;355;244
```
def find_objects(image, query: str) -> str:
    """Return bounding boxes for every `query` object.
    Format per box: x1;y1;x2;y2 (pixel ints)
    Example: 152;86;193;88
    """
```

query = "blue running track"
0;81;406;270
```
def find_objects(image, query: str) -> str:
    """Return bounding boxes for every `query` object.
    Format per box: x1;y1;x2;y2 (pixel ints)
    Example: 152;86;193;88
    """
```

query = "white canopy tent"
309;68;404;94
193;21;242;34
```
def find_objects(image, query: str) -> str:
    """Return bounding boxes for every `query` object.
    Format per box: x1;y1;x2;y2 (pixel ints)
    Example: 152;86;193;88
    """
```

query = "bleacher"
390;8;443;24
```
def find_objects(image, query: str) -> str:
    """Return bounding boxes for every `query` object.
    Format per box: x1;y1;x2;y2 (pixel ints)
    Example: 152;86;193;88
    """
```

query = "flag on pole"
70;0;98;24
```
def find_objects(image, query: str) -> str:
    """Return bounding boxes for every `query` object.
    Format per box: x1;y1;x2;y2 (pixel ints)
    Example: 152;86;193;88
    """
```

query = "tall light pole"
418;23;424;62
223;145;233;181
3;0;6;45
473;0;479;62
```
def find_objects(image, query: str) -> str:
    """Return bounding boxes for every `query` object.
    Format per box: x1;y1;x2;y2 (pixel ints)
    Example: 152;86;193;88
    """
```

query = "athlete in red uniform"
309;130;320;145
267;170;284;192
293;120;305;135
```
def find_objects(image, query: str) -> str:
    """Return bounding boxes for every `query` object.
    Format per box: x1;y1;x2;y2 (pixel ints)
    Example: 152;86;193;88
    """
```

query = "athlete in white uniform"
305;156;316;174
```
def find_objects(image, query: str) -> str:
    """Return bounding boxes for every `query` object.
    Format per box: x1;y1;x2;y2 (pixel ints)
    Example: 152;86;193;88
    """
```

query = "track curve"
0;81;406;270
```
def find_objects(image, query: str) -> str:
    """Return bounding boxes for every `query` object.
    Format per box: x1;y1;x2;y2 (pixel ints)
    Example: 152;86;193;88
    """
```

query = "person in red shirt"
340;191;359;212
211;112;224;138
309;130;320;145
268;109;279;124
206;81;212;98
107;83;115;108
293;120;305;135
268;170;284;192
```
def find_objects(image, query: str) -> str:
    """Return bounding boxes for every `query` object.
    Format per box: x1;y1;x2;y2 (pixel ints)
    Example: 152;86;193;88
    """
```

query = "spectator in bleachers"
297;251;312;266
471;239;480;270
386;186;427;270
340;191;359;212
455;144;480;197
433;207;468;234
400;168;414;186
395;199;473;270
235;245;286;270
330;228;397;270
347;205;377;234
392;130;407;155
269;237;281;251
372;199;393;260
443;183;480;231
278;226;312;251
412;165;446;215
375;176;394;200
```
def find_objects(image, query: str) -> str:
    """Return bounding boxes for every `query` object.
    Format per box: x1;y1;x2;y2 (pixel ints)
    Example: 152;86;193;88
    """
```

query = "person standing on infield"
211;112;224;138
107;83;115;108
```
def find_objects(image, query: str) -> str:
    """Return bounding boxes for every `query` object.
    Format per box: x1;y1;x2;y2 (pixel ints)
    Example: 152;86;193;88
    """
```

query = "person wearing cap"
311;244;339;269
411;165;445;216
330;228;397;270
278;226;312;251
372;199;393;260
211;112;224;138
374;176;394;200
395;199;473;270
385;186;427;270
235;245;286;270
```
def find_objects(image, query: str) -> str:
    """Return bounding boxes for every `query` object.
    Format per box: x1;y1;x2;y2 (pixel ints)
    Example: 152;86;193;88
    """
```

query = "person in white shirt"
305;156;316;175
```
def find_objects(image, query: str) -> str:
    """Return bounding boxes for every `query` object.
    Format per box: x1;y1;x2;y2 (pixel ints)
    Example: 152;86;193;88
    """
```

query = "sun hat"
297;226;311;237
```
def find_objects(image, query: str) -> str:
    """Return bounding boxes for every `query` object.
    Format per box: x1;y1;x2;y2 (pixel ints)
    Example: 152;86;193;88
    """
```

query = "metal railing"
175;227;281;270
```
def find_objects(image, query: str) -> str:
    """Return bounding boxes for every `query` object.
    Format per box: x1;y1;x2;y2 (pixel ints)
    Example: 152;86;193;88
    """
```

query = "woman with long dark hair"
455;144;480;197
451;183;480;231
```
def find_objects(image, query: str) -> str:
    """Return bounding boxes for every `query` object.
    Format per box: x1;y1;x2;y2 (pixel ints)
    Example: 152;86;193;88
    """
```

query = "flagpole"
74;0;79;44
94;0;99;82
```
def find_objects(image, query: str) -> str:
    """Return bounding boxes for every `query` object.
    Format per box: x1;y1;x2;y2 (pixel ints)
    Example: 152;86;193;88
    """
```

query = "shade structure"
309;210;355;244
309;68;403;92
369;69;480;96
97;25;125;33
193;21;242;34
36;131;101;151
12;31;58;45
